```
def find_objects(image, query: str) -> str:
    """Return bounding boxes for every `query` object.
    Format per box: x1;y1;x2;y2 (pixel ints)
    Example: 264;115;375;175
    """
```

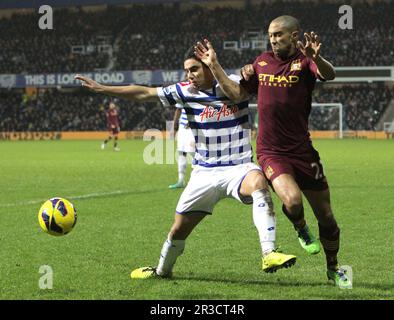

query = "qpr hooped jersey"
179;108;188;128
157;75;252;167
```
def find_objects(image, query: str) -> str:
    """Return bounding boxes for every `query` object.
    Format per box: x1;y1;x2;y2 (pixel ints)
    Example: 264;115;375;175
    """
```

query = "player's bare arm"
297;31;336;80
194;39;249;103
74;74;160;102
173;108;181;132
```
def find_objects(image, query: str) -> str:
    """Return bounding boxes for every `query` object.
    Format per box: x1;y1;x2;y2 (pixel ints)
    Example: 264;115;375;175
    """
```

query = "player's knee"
282;192;303;212
245;171;268;191
318;210;337;228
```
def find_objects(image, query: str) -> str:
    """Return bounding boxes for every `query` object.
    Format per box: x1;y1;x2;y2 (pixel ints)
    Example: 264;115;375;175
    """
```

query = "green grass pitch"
0;139;393;300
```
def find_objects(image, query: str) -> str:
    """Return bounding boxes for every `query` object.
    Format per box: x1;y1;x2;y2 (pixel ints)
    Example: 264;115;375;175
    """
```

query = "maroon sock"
319;222;340;270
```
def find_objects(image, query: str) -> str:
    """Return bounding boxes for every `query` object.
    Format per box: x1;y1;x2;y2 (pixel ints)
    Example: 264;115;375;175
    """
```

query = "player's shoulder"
177;81;190;87
258;51;273;59
162;80;200;102
254;51;274;63
294;50;317;71
252;51;277;70
162;81;191;98
294;49;311;64
163;81;189;91
172;81;193;93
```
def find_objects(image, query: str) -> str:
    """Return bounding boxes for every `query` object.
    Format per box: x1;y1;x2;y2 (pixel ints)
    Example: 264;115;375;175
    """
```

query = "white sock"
178;153;187;183
252;189;276;256
156;238;185;276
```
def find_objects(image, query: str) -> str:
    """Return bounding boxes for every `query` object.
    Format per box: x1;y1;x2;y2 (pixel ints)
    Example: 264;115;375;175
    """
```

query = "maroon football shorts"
109;126;119;135
258;150;329;191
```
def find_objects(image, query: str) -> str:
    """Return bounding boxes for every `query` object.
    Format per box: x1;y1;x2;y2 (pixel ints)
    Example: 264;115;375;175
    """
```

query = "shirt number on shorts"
311;162;323;180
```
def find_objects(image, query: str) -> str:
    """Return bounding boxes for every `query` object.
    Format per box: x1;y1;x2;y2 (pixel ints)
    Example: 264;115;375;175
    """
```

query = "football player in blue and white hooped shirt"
75;47;296;279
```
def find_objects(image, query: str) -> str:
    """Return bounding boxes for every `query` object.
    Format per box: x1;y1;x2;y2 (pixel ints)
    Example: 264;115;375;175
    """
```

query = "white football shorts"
175;162;262;214
177;126;195;154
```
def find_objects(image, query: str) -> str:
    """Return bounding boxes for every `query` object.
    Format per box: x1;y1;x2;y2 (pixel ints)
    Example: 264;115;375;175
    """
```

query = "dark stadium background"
0;0;392;136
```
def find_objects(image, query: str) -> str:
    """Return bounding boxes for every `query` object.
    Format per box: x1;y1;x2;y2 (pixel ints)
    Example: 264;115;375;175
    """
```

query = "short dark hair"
271;15;301;32
184;44;207;66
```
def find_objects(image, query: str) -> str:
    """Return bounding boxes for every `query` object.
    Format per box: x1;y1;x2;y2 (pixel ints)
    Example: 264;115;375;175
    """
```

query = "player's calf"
240;171;297;262
281;205;320;255
156;238;185;276
281;200;305;229
319;222;340;269
251;189;276;256
113;136;120;151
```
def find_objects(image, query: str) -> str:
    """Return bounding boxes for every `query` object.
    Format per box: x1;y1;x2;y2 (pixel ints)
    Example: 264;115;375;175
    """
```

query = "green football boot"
327;267;352;288
296;225;321;255
168;181;186;189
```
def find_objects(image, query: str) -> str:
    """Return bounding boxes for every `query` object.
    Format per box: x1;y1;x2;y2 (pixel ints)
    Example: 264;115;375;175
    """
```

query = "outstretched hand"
297;31;321;61
74;74;103;92
194;39;217;67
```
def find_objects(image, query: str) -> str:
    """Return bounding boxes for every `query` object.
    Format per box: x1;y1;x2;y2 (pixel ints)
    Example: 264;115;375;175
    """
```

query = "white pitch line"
0;190;126;208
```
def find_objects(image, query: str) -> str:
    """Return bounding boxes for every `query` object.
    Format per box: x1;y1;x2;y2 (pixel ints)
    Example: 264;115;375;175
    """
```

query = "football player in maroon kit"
102;102;120;151
195;15;351;287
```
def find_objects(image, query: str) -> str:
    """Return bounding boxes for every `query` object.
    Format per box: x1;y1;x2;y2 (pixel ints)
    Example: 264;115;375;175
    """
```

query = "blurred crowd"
0;89;174;132
0;84;391;132
0;0;393;73
0;7;126;73
312;83;392;131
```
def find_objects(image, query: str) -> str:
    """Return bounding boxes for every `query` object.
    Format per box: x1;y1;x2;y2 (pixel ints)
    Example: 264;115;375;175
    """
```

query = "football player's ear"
291;30;299;43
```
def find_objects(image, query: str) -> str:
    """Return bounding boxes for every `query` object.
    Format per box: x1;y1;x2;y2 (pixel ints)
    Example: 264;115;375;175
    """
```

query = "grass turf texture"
0;139;393;300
